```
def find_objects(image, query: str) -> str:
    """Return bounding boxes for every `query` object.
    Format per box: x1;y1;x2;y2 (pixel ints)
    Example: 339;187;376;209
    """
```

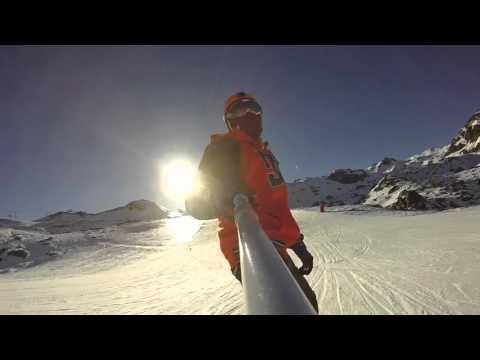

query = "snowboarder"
185;92;318;313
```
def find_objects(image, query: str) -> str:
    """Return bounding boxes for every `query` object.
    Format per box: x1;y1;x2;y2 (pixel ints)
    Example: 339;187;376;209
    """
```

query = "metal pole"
233;193;316;315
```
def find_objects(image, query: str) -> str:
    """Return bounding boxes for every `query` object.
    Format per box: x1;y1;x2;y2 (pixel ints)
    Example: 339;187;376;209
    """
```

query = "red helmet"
223;92;262;131
224;92;257;114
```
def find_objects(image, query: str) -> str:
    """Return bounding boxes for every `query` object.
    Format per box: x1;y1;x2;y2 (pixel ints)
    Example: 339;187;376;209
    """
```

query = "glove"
291;235;314;276
231;263;242;283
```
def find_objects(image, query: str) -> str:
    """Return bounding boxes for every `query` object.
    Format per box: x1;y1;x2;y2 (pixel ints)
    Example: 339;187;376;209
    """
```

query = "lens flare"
161;159;202;201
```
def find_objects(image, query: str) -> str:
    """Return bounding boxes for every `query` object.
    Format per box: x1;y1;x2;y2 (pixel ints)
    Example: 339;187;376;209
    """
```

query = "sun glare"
161;159;201;201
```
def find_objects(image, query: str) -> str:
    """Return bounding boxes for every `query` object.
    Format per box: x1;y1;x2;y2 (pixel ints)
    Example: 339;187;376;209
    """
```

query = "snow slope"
1;206;480;314
0;200;171;272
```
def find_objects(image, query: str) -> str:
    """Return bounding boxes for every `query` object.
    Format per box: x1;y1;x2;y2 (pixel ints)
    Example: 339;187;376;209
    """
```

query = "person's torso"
211;130;293;238
239;139;289;212
211;129;288;212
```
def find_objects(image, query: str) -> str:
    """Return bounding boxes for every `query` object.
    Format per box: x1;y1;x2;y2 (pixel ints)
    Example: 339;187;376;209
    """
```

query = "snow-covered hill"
0;200;170;272
289;112;480;211
33;199;169;234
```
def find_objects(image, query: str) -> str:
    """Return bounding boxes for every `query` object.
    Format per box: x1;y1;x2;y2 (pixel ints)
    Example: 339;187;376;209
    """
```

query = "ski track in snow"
1;206;480;314
312;223;454;315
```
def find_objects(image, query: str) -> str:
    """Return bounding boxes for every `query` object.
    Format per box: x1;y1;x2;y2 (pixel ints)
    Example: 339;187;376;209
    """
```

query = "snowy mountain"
32;199;169;234
0;200;171;272
0;219;28;229
445;112;480;156
289;112;480;211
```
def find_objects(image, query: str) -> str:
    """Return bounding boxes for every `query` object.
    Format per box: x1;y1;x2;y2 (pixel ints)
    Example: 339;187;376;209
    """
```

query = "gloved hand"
231;263;242;283
291;234;314;276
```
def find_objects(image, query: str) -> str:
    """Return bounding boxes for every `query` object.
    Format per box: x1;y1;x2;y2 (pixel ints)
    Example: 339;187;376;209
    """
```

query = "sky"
1;45;480;220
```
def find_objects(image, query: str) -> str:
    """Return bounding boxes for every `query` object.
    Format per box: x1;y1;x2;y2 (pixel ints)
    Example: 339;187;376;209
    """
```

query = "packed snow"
1;205;480;314
0;199;172;272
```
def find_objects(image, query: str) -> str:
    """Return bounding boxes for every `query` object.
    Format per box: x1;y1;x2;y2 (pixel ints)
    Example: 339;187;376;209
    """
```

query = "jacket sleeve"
185;139;248;220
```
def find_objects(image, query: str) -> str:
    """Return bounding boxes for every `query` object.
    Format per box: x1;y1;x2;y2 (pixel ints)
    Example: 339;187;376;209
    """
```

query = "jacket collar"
210;129;269;151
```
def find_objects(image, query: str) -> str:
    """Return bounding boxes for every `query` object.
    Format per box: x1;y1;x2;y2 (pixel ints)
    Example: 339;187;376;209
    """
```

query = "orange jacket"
186;129;302;269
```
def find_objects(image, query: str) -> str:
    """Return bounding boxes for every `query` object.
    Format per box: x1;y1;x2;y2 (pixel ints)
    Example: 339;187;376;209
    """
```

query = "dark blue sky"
1;45;480;219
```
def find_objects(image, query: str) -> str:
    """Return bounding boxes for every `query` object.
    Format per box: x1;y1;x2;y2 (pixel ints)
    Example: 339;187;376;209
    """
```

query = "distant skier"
185;92;318;312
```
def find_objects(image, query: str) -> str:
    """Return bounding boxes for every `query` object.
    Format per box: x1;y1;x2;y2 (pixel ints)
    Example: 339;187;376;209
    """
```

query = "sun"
161;159;201;201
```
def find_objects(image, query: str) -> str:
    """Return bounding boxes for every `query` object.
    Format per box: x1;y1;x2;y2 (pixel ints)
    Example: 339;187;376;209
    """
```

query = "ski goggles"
224;99;263;121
